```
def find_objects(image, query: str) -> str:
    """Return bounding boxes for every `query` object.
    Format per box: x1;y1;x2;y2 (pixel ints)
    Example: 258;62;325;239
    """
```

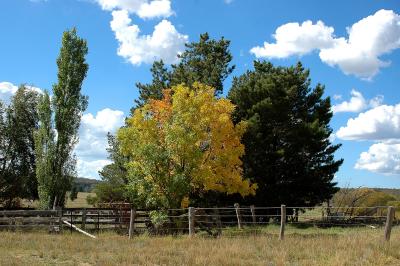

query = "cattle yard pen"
0;205;398;241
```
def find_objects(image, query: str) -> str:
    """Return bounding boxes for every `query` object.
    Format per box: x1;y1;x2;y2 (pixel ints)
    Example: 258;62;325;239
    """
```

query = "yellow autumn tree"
118;83;256;209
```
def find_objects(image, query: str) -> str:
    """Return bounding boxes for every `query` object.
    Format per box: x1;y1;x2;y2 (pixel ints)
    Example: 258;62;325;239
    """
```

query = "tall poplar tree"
35;28;88;208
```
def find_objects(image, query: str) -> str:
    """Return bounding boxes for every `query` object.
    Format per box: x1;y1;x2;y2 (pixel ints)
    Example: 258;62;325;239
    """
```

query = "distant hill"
373;188;400;198
75;177;100;192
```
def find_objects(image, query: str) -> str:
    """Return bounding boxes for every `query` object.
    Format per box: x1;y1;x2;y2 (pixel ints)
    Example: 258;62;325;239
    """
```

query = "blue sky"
0;0;399;188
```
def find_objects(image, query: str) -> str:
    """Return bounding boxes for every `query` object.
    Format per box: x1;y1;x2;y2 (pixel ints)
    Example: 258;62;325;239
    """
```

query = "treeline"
0;28;88;209
90;33;343;210
1;30;345;211
332;188;400;210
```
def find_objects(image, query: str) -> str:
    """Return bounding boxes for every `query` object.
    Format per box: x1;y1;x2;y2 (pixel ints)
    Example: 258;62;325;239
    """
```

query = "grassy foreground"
1;226;399;265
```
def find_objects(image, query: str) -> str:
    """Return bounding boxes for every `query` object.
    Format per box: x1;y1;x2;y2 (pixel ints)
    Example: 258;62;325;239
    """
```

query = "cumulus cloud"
110;9;188;65
0;82;43;105
332;89;383;113
77;159;112;180
250;20;336;58
0;82;18;105
336;104;400;141
251;9;400;79
320;9;400;79
96;0;173;19
355;143;400;175
333;94;342;100
75;108;125;178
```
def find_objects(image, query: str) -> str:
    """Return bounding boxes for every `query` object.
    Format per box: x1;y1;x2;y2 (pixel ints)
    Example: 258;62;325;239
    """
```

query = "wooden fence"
0;210;61;231
0;205;398;241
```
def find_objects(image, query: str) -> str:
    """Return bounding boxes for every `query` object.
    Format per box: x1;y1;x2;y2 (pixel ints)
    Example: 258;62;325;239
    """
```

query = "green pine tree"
228;61;343;207
134;33;235;109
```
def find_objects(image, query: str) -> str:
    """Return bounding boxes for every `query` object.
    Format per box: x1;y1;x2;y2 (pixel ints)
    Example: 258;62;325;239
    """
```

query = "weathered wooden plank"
280;205;286;241
384;206;395;241
0;210;58;217
129;208;136;239
62;220;96;239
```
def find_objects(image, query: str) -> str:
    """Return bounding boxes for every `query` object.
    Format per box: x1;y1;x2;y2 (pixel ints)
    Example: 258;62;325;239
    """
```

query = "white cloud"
110;9;188;65
137;0;173;19
77;159;112;180
250;20;336;58
336;104;400;141
224;0;234;4
0;82;18;105
369;95;384;108
336;102;400;176
96;0;172;19
355;143;400;175
0;82;43;105
333;94;342;100
94;0;186;65
251;9;400;79
75;108;125;178
332;89;383;113
319;9;400;80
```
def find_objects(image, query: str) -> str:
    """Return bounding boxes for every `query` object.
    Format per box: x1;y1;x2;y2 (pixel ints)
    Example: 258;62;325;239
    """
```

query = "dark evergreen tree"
134;33;234;109
228;61;343;207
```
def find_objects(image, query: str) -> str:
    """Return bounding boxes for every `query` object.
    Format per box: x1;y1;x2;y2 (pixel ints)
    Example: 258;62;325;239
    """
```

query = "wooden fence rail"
0;206;397;241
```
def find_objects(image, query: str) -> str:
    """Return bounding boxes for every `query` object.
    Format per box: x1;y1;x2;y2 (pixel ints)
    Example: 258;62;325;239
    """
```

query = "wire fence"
0;205;398;239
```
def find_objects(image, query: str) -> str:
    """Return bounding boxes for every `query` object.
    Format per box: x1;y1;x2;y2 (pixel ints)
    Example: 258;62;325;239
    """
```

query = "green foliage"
134;33;234;109
34;92;55;209
35;28;88;209
92;133;130;204
86;194;99;206
0;86;40;208
228;61;343;207
171;33;234;95
149;210;169;228
69;185;78;201
119;84;255;209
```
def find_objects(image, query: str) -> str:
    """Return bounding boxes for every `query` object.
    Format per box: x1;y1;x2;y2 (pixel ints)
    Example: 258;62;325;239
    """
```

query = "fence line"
0;205;398;241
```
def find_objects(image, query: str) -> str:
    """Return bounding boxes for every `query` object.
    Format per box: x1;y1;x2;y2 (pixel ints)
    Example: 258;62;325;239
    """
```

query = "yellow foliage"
118;83;256;208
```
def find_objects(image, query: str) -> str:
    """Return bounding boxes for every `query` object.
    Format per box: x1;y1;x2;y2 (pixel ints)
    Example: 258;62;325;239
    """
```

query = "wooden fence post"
234;203;242;229
81;208;87;230
58;208;63;232
250;205;256;225
188;207;195;236
384;206;395;241
128;208;136;239
97;210;100;233
70;211;73;234
213;208;222;235
279;205;286;240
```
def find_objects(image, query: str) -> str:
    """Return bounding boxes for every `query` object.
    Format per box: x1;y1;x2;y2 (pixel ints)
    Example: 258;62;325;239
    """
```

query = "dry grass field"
22;192;95;209
0;226;399;265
